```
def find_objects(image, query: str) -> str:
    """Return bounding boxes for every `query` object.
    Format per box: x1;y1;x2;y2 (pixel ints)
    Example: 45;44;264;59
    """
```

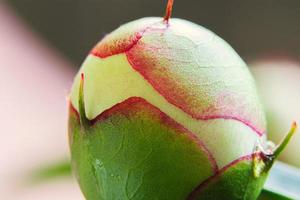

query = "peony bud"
68;1;296;199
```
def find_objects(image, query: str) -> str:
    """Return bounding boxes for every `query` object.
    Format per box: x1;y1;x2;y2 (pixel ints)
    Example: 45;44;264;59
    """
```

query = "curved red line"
187;152;264;200
89;23;264;137
69;97;218;173
197;115;263;137
125;53;264;137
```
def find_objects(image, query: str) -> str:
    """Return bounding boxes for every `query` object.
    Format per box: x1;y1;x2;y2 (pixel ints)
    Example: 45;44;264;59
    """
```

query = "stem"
273;121;297;159
164;0;174;22
78;73;90;129
254;122;297;177
265;121;297;172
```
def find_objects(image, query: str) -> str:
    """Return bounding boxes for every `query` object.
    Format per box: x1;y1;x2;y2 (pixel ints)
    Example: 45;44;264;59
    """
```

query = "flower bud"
68;2;296;199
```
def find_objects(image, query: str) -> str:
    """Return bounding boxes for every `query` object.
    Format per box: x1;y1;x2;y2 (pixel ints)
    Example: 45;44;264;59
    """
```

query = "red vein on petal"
125;50;264;137
198;115;263;136
126;54;264;136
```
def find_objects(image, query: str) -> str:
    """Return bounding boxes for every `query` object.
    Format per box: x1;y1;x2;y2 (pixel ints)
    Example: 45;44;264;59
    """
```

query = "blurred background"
1;0;299;199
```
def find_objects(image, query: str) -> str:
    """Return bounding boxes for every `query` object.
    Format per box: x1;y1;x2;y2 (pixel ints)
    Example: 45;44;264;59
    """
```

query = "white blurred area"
251;58;300;168
0;3;83;200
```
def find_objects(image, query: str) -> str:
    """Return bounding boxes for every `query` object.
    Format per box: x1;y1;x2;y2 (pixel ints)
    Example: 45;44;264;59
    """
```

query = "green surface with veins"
69;99;215;199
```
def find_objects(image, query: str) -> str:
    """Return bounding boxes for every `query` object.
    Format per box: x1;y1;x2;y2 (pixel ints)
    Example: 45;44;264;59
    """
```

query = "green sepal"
191;159;268;200
78;73;90;130
69;98;216;200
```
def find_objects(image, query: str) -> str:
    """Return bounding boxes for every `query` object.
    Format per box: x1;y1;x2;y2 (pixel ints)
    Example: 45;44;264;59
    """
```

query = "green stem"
273;122;297;159
254;122;297;177
265;122;297;172
78;73;90;129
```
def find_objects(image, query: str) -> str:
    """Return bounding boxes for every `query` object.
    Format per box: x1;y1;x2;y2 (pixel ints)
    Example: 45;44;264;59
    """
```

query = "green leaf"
29;160;71;183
